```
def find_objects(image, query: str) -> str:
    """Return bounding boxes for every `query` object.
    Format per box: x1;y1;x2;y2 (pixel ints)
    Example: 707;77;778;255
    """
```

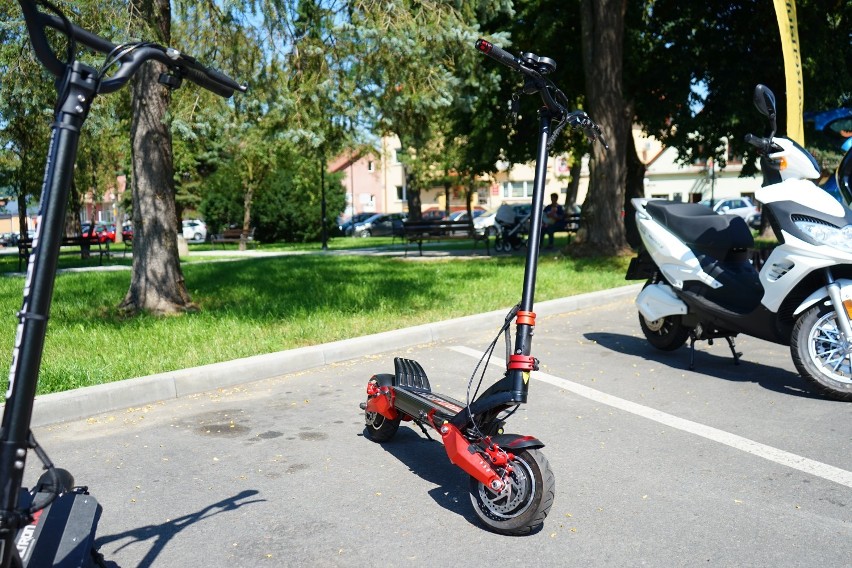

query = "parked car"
182;219;207;241
352;213;407;237
121;223;133;242
0;232;17;247
698;196;760;229
81;222;116;243
339;212;375;236
447;208;486;222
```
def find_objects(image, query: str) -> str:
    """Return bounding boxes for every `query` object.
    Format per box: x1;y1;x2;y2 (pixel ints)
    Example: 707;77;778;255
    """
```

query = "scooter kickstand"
725;336;742;365
688;334;697;370
415;416;434;441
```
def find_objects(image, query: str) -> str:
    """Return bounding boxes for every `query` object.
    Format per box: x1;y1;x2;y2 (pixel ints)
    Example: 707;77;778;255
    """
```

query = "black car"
339;212;375;236
352;213;407;237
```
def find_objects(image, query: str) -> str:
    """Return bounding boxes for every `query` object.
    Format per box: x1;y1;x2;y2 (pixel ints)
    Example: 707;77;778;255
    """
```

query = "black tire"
639;312;690;351
790;304;852;401
359;229;371;238
469;448;555;535
193;232;202;241
364;408;400;442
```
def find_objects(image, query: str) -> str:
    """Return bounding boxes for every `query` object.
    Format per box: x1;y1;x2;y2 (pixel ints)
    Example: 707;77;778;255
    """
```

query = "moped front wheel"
469;448;555;535
791;304;852;401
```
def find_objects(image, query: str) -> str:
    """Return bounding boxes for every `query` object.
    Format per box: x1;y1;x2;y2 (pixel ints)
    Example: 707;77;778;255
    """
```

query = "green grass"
0;241;630;396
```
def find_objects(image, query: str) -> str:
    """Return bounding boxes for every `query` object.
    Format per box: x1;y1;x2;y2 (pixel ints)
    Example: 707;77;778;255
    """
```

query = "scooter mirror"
753;84;777;134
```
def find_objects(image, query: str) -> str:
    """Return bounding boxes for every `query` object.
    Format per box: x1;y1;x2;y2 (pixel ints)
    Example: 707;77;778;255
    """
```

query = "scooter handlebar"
475;39;522;73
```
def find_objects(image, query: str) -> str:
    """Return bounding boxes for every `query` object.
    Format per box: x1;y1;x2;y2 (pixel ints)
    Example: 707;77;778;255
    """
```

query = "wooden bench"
211;227;256;249
400;219;490;256
17;235;106;271
541;212;582;245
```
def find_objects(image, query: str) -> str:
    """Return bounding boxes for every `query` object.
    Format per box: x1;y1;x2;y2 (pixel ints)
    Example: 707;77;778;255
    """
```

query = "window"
503;181;531;198
367;160;375;172
396;185;406;201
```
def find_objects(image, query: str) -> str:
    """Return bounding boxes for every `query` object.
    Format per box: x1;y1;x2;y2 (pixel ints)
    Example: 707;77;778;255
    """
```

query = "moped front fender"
793;278;852;316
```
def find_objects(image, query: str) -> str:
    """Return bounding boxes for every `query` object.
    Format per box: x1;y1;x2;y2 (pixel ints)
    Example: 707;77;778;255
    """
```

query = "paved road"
28;296;851;567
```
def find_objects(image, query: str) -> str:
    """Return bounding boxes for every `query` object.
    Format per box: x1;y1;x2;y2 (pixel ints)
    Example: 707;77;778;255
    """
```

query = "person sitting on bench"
541;192;567;248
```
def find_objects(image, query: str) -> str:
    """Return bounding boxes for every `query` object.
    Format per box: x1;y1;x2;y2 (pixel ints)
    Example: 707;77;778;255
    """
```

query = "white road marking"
449;345;852;489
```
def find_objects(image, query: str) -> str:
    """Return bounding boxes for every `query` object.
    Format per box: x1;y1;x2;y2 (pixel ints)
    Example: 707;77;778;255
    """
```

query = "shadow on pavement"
360;426;482;527
585;332;826;400
94;489;264;567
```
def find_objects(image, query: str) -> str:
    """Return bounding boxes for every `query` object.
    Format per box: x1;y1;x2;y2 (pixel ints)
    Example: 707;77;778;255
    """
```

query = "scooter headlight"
795;220;852;253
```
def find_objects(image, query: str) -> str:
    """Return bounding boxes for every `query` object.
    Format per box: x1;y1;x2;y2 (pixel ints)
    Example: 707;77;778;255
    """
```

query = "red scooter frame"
361;39;606;535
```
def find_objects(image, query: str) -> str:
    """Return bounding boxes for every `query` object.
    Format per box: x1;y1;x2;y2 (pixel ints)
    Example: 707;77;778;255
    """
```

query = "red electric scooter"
0;2;245;566
361;39;606;535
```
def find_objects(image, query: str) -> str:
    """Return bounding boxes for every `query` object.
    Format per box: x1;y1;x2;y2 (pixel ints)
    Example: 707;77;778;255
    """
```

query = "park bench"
17;235;106;271
400;219;490;257
211;227;256;249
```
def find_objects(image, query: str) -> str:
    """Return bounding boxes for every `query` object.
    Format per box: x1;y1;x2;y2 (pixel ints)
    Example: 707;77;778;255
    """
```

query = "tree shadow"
94;489;264;567
585;331;828;400
359;427;482;526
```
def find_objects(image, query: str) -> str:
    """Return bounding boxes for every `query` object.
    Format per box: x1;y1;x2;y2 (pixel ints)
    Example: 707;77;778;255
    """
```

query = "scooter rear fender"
636;283;689;321
365;374;398;420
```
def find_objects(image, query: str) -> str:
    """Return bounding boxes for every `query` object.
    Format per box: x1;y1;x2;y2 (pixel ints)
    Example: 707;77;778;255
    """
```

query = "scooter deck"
392;358;467;424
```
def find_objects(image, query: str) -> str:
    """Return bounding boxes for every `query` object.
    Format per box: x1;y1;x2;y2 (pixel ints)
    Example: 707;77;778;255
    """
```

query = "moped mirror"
753;84;777;135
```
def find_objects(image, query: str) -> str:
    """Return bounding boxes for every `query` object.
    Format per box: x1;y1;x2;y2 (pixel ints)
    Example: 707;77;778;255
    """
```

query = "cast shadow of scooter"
585;332;827;401
94;489;264;567
359;427;488;529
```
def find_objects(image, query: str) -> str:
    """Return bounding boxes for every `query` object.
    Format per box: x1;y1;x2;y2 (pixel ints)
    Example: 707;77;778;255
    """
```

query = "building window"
392;148;402;165
396;185;406;201
367;160;375;172
503;181;531;198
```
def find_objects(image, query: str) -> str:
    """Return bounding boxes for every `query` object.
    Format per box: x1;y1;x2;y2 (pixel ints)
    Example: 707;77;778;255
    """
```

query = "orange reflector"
844;299;852;319
778;157;787;170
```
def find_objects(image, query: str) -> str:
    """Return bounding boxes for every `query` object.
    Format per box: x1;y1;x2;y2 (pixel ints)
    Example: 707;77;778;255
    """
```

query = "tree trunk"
565;160;581;207
241;182;254;252
624;109;645;250
577;0;630;256
121;0;195;315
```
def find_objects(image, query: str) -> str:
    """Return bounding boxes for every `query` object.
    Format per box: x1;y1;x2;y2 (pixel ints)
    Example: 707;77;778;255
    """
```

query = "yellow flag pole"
773;0;804;144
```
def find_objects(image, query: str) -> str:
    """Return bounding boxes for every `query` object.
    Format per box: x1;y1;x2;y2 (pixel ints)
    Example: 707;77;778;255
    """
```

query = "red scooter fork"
428;413;506;493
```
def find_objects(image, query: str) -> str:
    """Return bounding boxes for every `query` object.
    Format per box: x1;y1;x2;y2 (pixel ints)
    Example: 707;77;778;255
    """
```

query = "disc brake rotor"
477;455;536;518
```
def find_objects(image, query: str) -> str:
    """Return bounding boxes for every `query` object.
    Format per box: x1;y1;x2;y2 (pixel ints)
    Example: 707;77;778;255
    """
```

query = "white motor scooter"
627;85;852;401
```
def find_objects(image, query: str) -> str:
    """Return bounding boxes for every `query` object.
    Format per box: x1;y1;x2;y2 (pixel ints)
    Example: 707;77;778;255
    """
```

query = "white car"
699;197;760;228
182;219;207;241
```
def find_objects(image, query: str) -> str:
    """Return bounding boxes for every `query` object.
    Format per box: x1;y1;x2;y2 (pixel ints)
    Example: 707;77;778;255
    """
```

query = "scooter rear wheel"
468;448;555;535
364;410;401;442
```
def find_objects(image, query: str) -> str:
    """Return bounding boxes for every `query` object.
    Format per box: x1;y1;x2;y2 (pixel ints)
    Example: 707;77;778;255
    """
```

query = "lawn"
0;240;630;396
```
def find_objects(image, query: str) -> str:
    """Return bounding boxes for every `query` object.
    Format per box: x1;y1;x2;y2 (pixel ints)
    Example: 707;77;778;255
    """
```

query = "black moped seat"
645;201;754;260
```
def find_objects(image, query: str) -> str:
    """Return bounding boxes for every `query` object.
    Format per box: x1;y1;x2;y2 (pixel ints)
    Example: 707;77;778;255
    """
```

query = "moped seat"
645;201;754;260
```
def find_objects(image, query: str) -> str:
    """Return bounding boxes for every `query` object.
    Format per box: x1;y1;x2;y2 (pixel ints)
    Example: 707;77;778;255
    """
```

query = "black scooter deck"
394;386;467;424
392;357;468;424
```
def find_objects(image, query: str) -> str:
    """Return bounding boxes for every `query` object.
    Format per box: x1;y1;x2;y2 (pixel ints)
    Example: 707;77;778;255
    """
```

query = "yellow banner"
773;0;804;144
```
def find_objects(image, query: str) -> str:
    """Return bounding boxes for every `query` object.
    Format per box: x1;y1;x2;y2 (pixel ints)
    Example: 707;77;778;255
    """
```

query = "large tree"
120;0;194;314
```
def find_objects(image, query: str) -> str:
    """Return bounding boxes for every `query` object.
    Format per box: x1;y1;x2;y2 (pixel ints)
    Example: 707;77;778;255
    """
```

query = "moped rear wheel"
639;312;690;351
469;448;555;535
364;409;400;442
791;304;852;401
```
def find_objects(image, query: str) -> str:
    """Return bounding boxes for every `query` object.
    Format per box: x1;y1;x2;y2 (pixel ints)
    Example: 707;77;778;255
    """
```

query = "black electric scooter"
361;39;606;535
0;3;245;566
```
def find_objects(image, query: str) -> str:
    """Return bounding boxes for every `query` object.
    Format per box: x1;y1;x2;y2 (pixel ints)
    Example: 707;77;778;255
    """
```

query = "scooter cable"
465;304;520;439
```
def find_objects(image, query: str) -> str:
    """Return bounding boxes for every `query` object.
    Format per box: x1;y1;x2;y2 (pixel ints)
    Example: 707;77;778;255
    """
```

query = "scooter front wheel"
791;304;852;401
469;448;555;535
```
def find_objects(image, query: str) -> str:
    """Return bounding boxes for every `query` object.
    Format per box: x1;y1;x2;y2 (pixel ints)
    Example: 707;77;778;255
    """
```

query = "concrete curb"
31;284;642;427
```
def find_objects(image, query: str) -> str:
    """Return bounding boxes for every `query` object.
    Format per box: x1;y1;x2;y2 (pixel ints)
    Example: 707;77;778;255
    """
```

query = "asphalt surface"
24;289;852;567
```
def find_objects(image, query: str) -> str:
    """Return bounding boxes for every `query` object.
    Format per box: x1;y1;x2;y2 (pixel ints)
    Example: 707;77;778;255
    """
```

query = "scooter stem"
507;108;552;399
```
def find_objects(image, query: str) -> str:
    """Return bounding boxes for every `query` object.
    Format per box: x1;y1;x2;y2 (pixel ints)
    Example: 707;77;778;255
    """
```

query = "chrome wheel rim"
807;311;852;385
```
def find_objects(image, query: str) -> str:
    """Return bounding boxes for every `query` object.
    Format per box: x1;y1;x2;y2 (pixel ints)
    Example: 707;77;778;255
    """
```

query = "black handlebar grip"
475;39;521;72
181;64;237;98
